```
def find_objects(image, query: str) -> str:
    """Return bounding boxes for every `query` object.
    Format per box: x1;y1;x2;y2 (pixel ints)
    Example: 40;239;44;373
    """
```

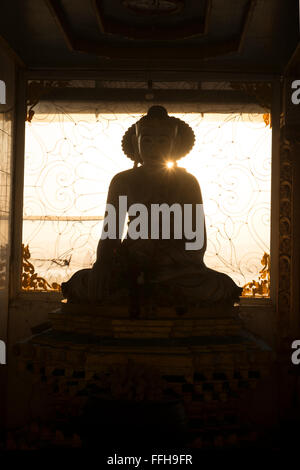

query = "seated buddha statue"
61;106;242;312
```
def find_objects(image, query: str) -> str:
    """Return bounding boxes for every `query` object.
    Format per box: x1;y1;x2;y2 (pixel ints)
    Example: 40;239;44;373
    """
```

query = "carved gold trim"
263;113;271;128
21;241;270;297
21;244;61;292
278;134;293;337
242;252;270;298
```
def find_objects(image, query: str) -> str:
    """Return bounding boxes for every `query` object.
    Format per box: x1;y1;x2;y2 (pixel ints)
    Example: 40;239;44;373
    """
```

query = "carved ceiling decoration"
0;1;298;69
121;0;184;16
94;0;204;40
44;0;256;58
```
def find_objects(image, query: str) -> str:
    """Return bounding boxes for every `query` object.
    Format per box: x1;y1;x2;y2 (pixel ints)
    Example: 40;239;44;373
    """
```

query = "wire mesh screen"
22;101;271;294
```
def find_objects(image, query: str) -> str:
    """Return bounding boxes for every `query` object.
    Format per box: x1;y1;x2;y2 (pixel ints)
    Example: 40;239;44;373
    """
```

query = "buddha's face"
136;120;177;165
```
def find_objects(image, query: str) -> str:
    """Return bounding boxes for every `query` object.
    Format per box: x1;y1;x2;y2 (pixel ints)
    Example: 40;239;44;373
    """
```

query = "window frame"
9;70;280;317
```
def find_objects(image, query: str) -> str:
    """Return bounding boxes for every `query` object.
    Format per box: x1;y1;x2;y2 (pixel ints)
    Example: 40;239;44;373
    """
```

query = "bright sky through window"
23;111;271;290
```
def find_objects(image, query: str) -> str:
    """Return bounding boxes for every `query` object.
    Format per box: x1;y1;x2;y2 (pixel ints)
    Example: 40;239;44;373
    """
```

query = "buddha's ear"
174;130;182;159
131;133;139;160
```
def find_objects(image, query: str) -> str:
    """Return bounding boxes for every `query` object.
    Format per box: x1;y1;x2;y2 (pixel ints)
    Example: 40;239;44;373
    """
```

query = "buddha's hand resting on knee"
87;262;111;303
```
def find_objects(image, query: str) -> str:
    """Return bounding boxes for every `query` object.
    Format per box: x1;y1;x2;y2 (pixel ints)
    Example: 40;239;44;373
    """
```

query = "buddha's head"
135;107;178;165
122;106;195;166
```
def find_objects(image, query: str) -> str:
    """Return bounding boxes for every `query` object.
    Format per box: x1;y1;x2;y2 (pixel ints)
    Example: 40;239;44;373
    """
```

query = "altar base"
14;303;275;449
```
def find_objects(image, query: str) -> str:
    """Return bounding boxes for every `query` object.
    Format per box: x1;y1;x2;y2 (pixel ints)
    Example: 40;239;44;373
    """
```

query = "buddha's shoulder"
110;168;137;185
176;167;198;183
110;167;198;184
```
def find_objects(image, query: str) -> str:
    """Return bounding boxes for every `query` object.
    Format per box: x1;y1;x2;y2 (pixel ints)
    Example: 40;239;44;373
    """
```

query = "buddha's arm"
94;174;125;269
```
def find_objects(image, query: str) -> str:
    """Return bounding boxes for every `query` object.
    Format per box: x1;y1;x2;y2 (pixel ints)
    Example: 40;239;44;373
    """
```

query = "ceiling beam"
74;37;237;60
44;0;75;51
238;0;257;53
0;34;25;68
91;0;105;34
34;87;264;107
203;0;212;35
24;70;279;82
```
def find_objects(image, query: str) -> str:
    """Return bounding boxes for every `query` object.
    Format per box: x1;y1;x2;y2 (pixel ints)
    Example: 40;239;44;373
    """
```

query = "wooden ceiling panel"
0;0;297;72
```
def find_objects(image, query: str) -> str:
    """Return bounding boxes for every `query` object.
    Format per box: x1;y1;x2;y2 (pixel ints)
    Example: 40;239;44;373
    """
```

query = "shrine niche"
14;104;274;449
21;85;272;301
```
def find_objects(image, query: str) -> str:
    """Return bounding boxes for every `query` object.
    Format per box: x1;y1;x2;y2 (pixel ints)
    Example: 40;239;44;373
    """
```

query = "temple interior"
0;0;300;453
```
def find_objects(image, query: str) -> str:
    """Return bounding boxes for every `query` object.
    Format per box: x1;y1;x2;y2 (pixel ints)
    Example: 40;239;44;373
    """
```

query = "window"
21;97;271;297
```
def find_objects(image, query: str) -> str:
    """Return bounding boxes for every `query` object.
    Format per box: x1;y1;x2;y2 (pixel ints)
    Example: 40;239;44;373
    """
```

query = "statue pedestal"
14;302;274;448
49;300;243;338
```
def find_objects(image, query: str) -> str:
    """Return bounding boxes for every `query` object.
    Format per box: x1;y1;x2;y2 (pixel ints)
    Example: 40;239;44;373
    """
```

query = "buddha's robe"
61;166;242;305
